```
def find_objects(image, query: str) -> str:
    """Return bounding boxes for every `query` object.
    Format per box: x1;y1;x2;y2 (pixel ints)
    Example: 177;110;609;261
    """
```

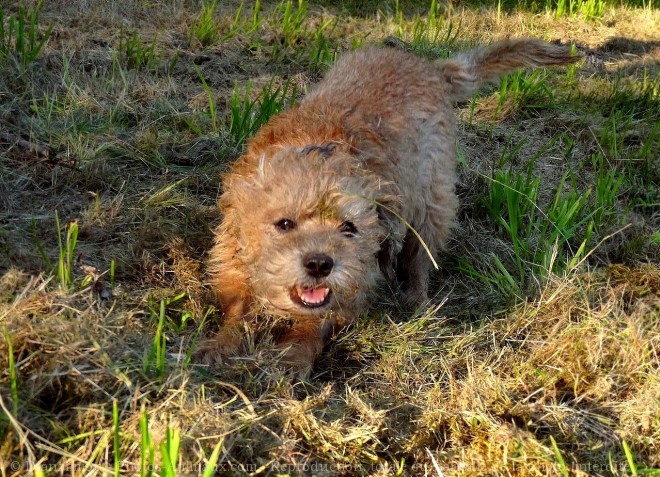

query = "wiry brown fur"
198;38;579;374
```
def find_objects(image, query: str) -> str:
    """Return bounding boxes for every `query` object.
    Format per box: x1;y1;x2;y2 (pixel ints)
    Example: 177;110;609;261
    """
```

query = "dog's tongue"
300;287;329;304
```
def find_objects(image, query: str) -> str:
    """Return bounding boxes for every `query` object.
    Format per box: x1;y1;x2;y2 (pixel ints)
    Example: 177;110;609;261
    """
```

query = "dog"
198;38;578;374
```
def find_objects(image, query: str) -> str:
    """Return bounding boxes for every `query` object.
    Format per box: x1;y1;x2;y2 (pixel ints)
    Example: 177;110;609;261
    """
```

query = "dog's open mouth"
290;286;332;308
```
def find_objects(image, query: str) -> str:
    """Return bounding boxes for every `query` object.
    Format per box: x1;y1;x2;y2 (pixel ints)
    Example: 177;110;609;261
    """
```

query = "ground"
0;0;658;476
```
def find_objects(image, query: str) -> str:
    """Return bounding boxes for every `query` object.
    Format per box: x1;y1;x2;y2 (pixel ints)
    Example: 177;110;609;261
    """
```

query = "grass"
0;0;52;67
55;211;79;292
191;0;220;47
229;79;297;149
118;27;161;71
0;0;659;475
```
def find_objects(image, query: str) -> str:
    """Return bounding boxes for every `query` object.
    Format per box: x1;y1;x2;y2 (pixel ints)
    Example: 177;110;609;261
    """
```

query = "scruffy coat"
199;38;578;373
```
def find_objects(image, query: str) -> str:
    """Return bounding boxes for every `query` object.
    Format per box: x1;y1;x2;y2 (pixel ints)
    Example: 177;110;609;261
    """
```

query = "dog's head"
219;146;401;317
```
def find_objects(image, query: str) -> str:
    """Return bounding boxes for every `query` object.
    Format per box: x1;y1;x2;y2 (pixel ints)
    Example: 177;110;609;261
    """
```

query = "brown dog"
198;38;578;374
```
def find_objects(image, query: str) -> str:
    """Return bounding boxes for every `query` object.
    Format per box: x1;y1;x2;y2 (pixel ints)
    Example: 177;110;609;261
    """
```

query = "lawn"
0;0;658;475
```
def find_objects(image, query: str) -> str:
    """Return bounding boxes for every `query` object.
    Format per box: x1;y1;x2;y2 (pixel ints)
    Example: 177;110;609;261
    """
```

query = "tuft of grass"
385;0;461;60
551;0;606;19
307;16;339;72
229;80;296;150
464;156;595;298
143;298;168;379
191;0;220;47
55;212;79;292
139;407;155;477
194;65;220;134
118;27;159;71
592;153;624;226
160;425;181;477
0;0;52;67
277;0;309;47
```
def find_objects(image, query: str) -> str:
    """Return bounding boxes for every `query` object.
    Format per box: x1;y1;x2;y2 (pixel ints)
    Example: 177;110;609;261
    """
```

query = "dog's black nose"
303;254;334;278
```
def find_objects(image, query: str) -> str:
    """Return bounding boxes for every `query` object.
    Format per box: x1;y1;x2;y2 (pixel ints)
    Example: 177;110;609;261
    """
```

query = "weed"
540;171;593;273
55;212;79;292
491;69;557;120
112;399;121;477
308;17;339;71
638;120;660;160
194;65;219;134
0;0;52;67
192;0;220;47
473;160;594;296
549;435;570;477
546;0;605;20
119;27;159;71
202;439;225;477
277;0;309;47
222;1;245;42
160;426;181;477
266;0;310;64
394;0;461;58
484;166;540;282
142;293;194;377
592;153;624;226
229;80;296;149
144;298;168;378
139;407;155;477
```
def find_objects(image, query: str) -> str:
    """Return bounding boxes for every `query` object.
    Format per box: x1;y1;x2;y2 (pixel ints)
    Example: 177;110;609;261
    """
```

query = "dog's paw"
400;288;429;310
195;331;242;366
275;341;322;378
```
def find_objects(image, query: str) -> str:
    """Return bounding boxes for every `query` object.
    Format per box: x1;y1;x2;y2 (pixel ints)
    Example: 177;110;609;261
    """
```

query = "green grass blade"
2;327;19;417
113;399;121;477
623;440;639;476
550;435;569;477
202;438;224;477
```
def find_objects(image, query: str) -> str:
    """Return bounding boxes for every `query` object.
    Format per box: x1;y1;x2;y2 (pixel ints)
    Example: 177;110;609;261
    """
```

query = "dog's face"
222;147;393;317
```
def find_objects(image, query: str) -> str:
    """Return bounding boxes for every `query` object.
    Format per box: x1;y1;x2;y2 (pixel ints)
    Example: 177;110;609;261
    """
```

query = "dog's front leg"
277;316;340;375
198;230;253;364
196;303;250;365
396;231;433;308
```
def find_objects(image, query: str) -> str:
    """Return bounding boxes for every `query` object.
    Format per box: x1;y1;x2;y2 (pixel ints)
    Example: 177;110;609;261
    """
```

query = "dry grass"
1;0;659;475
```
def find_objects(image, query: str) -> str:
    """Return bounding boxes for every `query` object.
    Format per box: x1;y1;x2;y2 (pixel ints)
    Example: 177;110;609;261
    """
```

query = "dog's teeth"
300;287;329;305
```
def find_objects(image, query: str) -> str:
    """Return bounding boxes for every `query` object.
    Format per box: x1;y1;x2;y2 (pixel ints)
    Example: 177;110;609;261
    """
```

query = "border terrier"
198;38;578;374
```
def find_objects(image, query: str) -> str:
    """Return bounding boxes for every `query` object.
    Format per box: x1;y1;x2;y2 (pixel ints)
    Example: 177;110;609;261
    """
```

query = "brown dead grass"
1;0;659;475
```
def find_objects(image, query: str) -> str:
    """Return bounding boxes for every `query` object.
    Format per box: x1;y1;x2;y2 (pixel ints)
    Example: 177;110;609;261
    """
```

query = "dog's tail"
440;38;580;102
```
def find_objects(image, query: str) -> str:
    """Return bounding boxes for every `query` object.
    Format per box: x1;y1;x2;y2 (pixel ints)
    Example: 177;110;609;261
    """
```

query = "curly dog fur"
198;38;578;374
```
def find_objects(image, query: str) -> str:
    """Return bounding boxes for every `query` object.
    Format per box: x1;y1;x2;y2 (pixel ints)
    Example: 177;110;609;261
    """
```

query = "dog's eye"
339;221;358;237
275;218;297;231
